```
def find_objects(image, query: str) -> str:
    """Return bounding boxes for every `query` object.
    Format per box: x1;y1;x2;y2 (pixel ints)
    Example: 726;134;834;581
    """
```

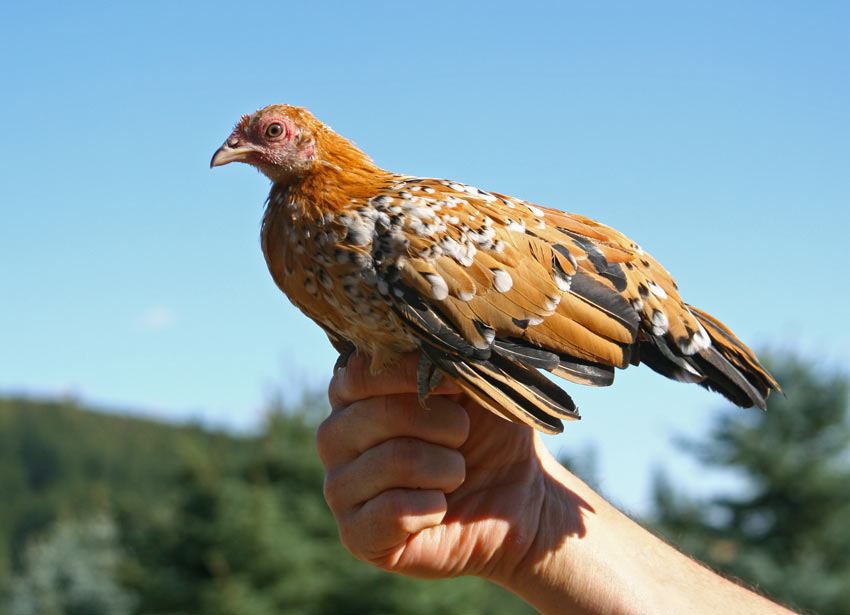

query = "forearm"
490;435;794;615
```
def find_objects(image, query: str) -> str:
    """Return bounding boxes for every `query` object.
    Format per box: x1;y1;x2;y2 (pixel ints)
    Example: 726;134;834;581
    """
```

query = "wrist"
486;435;638;615
487;434;794;615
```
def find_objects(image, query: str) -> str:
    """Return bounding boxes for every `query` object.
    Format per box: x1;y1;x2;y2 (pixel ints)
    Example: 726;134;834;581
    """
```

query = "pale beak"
210;141;256;168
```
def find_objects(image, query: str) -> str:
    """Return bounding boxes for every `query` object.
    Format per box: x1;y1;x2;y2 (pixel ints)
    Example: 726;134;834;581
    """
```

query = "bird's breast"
260;190;420;367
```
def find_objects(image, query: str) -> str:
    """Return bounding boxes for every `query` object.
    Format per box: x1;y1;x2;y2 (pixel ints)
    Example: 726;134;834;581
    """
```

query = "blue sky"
2;1;848;513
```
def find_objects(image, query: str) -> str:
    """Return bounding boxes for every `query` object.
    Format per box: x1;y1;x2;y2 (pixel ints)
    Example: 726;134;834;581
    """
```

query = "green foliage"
651;354;850;613
6;516;135;615
1;395;532;614
0;397;228;585
7;356;845;613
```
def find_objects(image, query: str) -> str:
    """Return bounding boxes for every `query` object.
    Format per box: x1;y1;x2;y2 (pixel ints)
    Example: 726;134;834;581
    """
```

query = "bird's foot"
416;354;444;409
334;345;357;373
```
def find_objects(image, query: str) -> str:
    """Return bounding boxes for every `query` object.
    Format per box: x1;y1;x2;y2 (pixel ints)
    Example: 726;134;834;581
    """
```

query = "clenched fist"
319;352;564;580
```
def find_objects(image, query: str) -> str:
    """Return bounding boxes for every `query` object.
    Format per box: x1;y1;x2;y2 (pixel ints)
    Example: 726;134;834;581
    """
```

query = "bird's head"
210;105;324;184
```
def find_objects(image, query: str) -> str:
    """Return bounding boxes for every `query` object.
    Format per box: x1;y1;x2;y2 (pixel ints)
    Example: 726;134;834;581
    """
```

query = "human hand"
319;352;588;582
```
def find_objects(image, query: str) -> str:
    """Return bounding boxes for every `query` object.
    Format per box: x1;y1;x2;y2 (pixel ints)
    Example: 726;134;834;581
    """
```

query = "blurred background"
1;2;848;613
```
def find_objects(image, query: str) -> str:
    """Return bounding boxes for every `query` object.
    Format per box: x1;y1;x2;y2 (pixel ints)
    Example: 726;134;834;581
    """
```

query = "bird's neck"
272;131;394;220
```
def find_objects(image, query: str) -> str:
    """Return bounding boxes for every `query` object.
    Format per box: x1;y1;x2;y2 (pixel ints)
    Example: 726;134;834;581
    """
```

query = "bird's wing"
355;177;777;431
376;178;651;361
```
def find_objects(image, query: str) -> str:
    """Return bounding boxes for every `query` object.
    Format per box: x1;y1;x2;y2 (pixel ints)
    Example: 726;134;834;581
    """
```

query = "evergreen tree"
127;395;534;615
5;515;136;615
652;354;850;613
1;393;533;613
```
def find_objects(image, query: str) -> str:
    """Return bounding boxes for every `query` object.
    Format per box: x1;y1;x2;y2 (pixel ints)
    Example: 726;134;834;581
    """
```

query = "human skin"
319;352;794;614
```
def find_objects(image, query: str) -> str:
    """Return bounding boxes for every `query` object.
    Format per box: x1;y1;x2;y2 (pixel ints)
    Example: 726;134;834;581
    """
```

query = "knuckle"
337;523;364;559
321;471;342;511
338;373;359;407
315;419;332;458
315;415;340;465
327;373;343;409
328;353;367;409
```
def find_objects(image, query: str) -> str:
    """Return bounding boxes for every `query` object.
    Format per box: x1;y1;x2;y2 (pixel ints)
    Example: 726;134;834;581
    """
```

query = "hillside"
0;395;532;614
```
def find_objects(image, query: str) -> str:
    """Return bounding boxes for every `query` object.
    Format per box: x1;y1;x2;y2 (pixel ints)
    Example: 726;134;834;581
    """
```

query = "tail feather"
687;305;780;398
639;336;705;384
691;346;769;409
641;305;780;409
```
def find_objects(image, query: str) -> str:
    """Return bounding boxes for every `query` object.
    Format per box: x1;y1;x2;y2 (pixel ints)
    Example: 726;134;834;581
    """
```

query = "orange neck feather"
277;124;395;219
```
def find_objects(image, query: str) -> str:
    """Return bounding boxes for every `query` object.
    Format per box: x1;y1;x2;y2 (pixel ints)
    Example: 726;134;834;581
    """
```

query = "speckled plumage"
211;104;780;434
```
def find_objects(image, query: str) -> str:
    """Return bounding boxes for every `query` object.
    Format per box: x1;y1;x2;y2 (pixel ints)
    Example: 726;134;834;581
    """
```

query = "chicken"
211;104;779;434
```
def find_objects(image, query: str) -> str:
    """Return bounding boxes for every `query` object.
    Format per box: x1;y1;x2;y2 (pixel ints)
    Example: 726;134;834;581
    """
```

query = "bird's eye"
265;123;284;138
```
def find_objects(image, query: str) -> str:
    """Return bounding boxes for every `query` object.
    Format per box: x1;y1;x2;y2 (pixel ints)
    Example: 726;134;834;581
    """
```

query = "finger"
323;436;466;514
329;351;461;410
316;393;469;468
337;488;447;565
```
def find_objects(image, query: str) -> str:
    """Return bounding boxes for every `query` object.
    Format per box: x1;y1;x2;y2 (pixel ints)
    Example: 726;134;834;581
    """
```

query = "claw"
334;345;356;372
416;354;444;408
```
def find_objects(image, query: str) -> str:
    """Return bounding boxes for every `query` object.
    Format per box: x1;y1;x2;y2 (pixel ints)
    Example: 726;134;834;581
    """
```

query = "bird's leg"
416;354;444;409
333;344;357;373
